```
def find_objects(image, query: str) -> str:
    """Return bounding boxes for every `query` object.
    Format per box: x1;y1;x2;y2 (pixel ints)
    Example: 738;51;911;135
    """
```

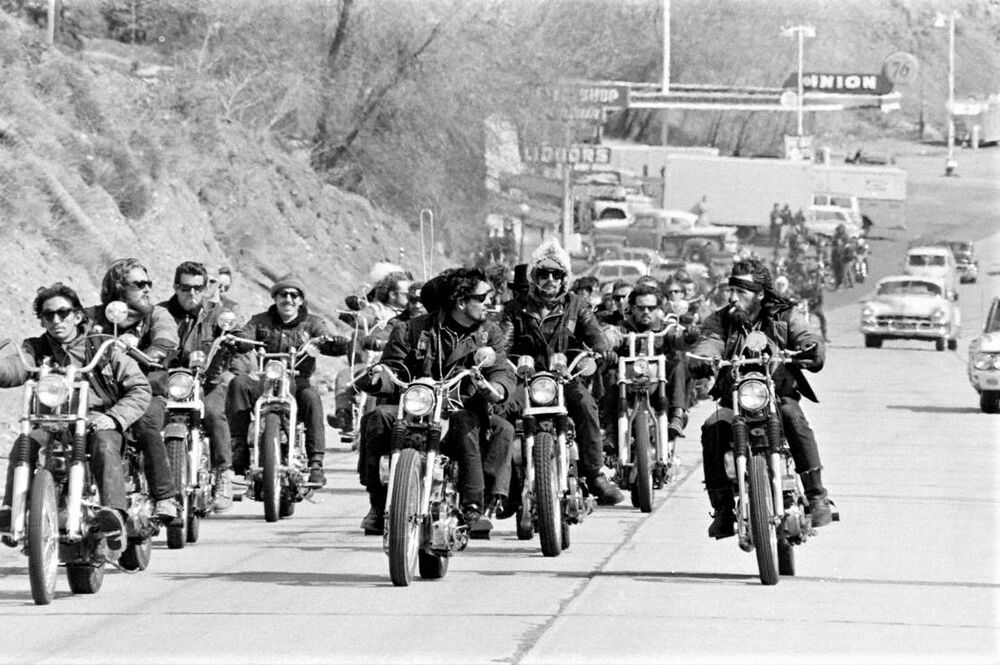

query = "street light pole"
660;0;670;146
782;24;816;138
935;11;959;175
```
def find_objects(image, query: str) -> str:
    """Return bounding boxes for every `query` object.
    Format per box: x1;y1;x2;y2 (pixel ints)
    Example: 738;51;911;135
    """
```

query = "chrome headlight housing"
529;376;558;405
972;353;1000;370
402;384;435;417
264;360;286;381
37;375;69;408
168;372;196;400
931;308;948;322
861;304;875;321
633;358;650;376
737;380;770;412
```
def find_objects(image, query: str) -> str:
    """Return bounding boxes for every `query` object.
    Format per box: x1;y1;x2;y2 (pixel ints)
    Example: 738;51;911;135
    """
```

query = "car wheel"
864;335;882;349
935;338;946;352
947;338;958;351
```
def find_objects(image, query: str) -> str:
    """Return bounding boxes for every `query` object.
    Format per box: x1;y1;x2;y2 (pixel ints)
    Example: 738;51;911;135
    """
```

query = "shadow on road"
886;405;982;414
164;570;387;587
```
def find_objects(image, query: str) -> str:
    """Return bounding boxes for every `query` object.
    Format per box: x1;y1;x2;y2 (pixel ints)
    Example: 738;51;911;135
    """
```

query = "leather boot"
231;436;249;476
800;468;833;527
361;485;387;535
707;488;736;539
668;408;687;439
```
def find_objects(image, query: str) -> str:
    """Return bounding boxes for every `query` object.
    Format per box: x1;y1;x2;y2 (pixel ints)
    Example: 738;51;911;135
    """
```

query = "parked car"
904;245;960;294
577;259;650;287
968;296;1000;413
860;275;961;351
939;240;978;283
805;205;864;238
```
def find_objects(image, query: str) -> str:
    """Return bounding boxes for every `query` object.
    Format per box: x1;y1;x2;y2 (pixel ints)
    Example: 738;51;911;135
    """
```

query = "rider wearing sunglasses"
227;274;350;487
499;240;625;506
86;258;180;522
158;261;241;509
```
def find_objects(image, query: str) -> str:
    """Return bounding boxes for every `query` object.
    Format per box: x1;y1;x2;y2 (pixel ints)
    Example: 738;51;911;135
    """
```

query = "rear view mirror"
473;347;497;368
104;301;128;325
576;357;597;377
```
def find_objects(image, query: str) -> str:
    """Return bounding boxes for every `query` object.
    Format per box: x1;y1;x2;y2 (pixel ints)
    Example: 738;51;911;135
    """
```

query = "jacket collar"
267;303;308;328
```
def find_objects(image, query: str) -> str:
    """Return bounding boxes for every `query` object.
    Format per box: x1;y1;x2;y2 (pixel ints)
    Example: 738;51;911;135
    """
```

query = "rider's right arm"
0;341;31;388
689;311;726;377
102;349;153;431
356;322;409;396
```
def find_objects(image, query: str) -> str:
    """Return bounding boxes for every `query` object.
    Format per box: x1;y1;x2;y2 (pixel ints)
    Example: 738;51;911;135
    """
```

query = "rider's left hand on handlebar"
476;380;505;404
600;349;618;365
89;414;116;431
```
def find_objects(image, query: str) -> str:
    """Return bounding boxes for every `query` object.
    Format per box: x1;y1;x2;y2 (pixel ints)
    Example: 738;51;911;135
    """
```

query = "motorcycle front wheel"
533;432;562;558
632;407;654;513
748;454;779;586
27;469;59;605
388;448;423;586
165;437;189;549
261;413;282;523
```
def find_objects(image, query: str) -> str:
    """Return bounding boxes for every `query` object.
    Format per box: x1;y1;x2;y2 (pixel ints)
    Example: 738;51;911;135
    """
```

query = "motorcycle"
853;239;869;284
507;351;598;557
609;330;677;513
228;333;325;522
1;302;158;604
372;348;498;586
161;310;240;548
688;330;837;585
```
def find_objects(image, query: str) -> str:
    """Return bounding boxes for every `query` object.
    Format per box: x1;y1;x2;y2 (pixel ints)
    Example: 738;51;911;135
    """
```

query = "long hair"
441;267;488;312
100;258;148;304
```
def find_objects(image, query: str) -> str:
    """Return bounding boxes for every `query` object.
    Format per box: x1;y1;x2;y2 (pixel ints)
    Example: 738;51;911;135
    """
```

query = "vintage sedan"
968;296;1000;413
860;275;961;352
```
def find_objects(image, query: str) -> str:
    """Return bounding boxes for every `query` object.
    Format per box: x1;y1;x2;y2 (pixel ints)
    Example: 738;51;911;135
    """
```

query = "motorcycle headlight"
633;358;650;376
931;308;947;322
529;376;558;405
737;380;769;412
168;372;196;400
402;384;435;417
264;360;285;380
37;375;69;408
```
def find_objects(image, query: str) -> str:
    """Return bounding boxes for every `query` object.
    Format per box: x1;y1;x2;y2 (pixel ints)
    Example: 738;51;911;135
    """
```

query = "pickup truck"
592;208;738;263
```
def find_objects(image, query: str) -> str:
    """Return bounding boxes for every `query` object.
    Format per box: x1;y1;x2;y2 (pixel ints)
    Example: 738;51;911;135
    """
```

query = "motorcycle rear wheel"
186;500;200;544
748;454;779;586
165;437;189;549
66;563;104;595
27;470;59;605
778;541;795;576
515;503;533;540
279;498;296;518
533;433;562;558
388;448;423;586
633;408;654;513
418;549;449;580
261;413;282;523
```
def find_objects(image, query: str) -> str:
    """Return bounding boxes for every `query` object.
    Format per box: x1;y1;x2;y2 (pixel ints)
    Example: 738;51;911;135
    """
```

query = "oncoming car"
968;296;1000;413
860;275;961;352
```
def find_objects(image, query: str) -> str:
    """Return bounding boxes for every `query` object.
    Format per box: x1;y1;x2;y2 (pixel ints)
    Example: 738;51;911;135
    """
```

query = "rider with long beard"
690;257;834;539
87;258;180;522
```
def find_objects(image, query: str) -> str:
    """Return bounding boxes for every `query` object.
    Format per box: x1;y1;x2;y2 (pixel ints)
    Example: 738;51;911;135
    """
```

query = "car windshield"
815;210;845;221
908;254;946;267
878;281;942;297
987;304;1000;333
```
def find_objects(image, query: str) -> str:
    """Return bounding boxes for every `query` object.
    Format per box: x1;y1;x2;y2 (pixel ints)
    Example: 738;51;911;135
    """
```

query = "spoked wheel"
633;408;654;513
165;437;189;549
533;433;562;558
778;541;795;576
418;549;449;580
748;454;779;586
27;470;59;605
66;563;105;595
119;536;152;572
560;519;571;551
261;413;282;523
186;500;200;544
279;497;296;518
388;448;423;586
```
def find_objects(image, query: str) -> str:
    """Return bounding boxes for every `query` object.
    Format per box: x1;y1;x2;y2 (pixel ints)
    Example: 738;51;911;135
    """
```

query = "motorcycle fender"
163;422;189;441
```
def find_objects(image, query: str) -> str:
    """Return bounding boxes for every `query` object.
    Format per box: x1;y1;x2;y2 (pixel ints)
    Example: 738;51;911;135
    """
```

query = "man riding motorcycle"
356;267;515;537
87;258;179;521
500;240;625;506
689;257;835;539
0;282;152;551
227;275;349;487
159;261;237;510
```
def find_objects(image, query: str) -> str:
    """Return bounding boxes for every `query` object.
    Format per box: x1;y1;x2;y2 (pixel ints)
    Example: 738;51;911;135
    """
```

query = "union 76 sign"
782;72;894;96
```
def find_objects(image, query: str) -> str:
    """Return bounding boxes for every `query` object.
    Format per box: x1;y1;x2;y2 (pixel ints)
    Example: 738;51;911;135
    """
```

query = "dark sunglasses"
466;290;495;303
176;283;206;293
634;305;658;312
536;269;565;280
128;279;153;290
666;289;684;294
613;294;629;301
276;290;302;300
40;307;76;323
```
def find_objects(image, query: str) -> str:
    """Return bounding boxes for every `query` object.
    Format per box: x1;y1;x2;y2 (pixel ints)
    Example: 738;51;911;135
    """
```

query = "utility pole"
935;11;959;175
659;0;670;146
46;0;56;45
782;24;816;137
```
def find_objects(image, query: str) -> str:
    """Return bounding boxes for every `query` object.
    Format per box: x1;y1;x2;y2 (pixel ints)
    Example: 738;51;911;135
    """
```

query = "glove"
89;414;117;431
476;380;505;404
601;349;618;365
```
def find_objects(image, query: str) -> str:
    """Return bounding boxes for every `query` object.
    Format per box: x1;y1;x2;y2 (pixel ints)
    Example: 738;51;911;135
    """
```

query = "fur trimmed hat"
529;239;572;280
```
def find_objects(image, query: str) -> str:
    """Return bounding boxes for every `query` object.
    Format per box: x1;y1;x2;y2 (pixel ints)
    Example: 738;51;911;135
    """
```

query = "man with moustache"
87;258;179;521
689;258;833;539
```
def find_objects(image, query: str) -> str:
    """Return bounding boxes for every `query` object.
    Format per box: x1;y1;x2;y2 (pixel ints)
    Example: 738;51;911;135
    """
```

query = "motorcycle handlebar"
686;346;811;369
